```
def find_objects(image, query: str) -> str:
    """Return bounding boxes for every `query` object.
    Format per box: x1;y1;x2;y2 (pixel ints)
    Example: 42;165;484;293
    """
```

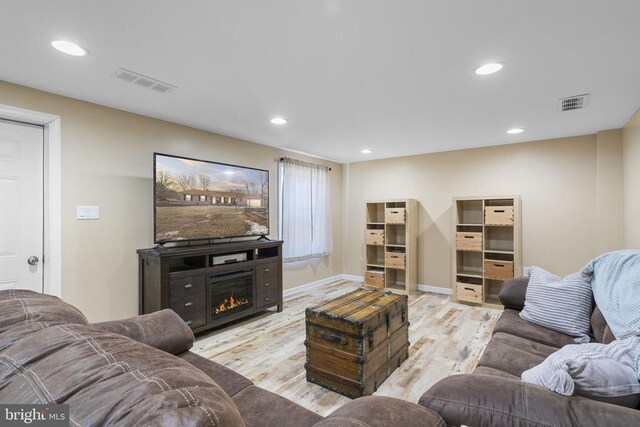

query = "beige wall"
595;129;624;253
623;108;640;248
0;80;343;322
343;134;625;289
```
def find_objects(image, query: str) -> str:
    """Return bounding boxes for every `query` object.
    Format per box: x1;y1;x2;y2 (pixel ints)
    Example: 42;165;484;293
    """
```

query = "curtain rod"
279;157;331;171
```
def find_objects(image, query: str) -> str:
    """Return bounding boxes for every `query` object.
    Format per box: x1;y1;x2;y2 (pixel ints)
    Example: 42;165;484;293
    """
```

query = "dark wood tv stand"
137;240;283;334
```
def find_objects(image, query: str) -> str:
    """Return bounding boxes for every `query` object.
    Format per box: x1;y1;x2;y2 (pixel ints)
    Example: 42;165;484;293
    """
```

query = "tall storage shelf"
364;199;417;294
452;196;522;307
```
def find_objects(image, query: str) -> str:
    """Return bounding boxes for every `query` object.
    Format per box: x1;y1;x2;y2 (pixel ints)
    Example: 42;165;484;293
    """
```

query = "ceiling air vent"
559;94;589;112
112;68;177;93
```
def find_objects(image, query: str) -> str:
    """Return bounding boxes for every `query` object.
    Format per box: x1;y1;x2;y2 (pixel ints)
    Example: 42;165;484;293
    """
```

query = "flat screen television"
154;153;269;243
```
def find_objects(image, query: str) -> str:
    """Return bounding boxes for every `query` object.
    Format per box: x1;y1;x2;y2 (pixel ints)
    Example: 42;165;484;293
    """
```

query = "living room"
1;1;639;426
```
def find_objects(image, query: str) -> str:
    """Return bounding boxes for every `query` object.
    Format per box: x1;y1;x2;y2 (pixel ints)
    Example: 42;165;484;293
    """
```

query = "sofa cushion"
92;309;195;355
591;307;616;344
498;277;529;310
316;396;445;427
472;366;519;380
494;309;576;348
232;385;323;427
178;350;253;397
477;332;558;377
0;322;244;426
520;267;593;342
420;374;640;427
0;290;88;334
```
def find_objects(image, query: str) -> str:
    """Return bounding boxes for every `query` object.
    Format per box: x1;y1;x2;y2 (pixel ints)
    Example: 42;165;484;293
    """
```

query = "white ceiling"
1;1;639;163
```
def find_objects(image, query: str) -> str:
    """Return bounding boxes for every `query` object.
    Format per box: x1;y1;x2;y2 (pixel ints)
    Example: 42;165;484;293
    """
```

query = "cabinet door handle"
493;264;504;268
265;268;270;272
265;297;270;302
464;287;475;292
264;283;270;287
184;302;193;307
186;320;193;326
184;283;193;289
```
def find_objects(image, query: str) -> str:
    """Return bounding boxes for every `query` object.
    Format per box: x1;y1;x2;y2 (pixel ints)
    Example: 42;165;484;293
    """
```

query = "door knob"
27;256;39;266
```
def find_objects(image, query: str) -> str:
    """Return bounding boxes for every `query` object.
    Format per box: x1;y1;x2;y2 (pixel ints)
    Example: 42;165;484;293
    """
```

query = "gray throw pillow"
567;358;640;408
519;266;592;342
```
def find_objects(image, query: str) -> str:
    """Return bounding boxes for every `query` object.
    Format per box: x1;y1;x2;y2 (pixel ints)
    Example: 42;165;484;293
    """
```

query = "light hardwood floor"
194;280;502;417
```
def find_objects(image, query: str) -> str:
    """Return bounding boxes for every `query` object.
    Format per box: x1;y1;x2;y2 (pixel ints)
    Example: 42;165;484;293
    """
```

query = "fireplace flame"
215;292;249;315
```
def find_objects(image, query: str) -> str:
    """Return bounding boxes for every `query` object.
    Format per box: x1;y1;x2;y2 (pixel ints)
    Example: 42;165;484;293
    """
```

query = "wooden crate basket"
365;271;385;288
365;229;385;246
456;283;483;304
456;232;483;252
385;251;406;269
484;259;514;280
385;208;406;224
485;206;514;225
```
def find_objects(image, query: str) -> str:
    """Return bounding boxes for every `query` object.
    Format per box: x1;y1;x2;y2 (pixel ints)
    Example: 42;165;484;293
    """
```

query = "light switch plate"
77;205;100;220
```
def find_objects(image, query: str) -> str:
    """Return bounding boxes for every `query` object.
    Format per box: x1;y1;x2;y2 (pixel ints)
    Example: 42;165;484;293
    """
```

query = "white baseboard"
417;284;453;295
284;274;453;297
283;274;345;297
340;274;363;282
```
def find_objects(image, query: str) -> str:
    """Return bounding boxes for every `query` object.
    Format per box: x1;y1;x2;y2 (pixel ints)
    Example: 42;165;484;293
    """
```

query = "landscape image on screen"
154;154;269;242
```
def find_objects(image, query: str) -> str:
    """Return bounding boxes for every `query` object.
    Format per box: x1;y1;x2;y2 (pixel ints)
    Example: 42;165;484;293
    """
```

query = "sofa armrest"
92;309;194;355
419;374;640;427
498;277;529;310
314;396;445;427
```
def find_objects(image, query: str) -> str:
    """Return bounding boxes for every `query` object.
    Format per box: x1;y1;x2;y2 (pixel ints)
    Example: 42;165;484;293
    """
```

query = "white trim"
0;104;62;297
341;274;364;282
283;274;455;298
283;274;345;297
417;284;453;295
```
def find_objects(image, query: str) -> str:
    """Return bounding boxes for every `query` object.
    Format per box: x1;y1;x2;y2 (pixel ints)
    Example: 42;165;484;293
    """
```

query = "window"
185;194;192;201
278;158;332;262
200;195;206;202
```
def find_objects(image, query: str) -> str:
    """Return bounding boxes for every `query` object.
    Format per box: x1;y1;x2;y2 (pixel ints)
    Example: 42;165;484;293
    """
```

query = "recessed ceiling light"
507;128;524;134
51;40;87;56
270;117;287;125
474;63;503;75
361;149;372;154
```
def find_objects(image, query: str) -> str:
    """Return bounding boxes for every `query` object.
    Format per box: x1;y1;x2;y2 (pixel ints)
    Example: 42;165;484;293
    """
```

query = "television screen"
154;153;269;243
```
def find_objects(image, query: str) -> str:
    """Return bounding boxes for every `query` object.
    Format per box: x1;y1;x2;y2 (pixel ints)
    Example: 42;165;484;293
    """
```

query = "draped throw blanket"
581;250;640;340
521;336;640;396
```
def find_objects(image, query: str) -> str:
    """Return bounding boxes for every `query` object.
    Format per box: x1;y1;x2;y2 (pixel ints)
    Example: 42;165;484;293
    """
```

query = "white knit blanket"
521;337;640;395
582;249;640;340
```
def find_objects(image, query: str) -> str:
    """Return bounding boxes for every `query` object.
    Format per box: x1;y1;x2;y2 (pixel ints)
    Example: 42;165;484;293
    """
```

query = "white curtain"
280;158;332;262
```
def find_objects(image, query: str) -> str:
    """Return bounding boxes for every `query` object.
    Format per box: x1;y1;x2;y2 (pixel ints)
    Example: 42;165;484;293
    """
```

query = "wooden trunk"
305;289;409;398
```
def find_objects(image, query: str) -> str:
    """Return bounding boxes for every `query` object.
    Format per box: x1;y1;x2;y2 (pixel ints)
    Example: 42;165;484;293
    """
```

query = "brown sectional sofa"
419;277;640;427
0;289;445;426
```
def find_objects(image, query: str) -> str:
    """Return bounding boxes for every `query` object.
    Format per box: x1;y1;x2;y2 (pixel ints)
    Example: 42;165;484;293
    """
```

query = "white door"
0;119;44;292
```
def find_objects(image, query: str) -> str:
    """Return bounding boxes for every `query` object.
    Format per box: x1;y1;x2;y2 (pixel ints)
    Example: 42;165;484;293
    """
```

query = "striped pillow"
520;267;593;343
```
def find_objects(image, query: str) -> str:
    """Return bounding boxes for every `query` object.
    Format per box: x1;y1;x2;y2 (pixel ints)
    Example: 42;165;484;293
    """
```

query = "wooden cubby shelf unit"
452;196;522;308
363;199;417;294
